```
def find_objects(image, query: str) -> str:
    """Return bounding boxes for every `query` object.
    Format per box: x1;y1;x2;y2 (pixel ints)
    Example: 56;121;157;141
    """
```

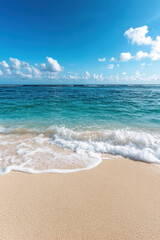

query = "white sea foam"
0;125;160;175
51;126;160;163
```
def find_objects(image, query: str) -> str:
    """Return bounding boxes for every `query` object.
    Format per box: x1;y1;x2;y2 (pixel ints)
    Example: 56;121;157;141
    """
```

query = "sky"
0;0;160;84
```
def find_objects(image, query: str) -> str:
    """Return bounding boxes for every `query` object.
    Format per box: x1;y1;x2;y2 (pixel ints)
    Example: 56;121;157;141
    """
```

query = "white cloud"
123;26;160;61
0;70;3;75
119;52;133;62
122;72;127;75
47;57;62;72
0;60;9;68
9;58;29;69
150;36;160;60
110;57;115;62
141;62;145;66
115;75;119;82
45;72;59;79
39;63;46;71
32;67;41;76
124;26;152;45
98;57;106;62
68;74;80;80
107;64;114;69
117;64;120;68
85;71;90;79
134;51;149;60
152;74;158;81
26;67;32;73
5;68;12;75
135;71;142;80
135;71;146;78
0;57;62;81
15;70;33;79
39;57;62;72
93;73;104;81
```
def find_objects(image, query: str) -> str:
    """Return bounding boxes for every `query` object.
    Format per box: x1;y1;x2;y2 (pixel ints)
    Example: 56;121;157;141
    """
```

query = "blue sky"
0;0;160;84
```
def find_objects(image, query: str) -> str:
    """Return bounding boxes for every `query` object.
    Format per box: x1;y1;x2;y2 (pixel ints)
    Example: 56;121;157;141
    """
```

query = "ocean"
0;85;160;174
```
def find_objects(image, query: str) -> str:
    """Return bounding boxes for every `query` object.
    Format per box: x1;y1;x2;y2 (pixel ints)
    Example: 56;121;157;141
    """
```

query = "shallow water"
0;85;160;174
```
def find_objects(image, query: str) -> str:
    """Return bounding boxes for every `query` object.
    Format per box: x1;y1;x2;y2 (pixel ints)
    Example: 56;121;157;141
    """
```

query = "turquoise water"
0;85;160;129
0;85;160;174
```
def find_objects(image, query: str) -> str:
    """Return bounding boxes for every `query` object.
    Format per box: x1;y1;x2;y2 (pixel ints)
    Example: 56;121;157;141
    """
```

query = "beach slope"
0;157;160;240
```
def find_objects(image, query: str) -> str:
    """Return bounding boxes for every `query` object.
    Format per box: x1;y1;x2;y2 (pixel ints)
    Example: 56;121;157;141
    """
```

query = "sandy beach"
0;157;160;240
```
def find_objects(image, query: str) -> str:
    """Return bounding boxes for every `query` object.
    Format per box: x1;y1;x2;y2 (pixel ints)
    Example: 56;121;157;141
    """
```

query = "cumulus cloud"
150;36;160;60
32;67;41;75
5;68;12;75
134;51;149;60
0;57;62;81
39;57;62;72
47;57;62;72
122;26;160;61
39;63;46;71
15;70;33;79
9;58;29;69
124;26;152;45
98;57;106;62
0;60;9;68
107;64;114;69
0;70;3;75
119;52;133;62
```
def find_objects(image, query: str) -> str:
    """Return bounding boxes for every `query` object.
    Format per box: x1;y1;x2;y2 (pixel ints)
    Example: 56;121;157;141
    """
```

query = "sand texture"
0;157;160;240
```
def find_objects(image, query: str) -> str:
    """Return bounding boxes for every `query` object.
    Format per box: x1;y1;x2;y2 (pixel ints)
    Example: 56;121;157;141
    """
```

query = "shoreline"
0;157;160;240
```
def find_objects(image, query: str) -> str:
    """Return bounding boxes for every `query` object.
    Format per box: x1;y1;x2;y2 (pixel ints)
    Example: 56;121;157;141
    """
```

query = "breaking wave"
0;125;160;175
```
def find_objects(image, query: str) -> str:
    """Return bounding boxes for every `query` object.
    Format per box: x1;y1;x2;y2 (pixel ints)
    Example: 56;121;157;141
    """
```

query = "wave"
0;125;160;175
51;126;160;163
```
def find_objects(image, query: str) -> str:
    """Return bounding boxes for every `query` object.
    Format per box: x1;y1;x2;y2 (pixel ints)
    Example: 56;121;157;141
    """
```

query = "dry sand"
0;157;160;240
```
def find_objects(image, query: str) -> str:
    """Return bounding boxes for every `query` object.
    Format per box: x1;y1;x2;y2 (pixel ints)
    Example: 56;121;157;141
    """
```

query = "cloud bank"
0;57;62;80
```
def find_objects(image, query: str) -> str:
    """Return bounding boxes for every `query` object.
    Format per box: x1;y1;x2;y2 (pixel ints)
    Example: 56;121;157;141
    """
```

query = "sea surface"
0;85;160;174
